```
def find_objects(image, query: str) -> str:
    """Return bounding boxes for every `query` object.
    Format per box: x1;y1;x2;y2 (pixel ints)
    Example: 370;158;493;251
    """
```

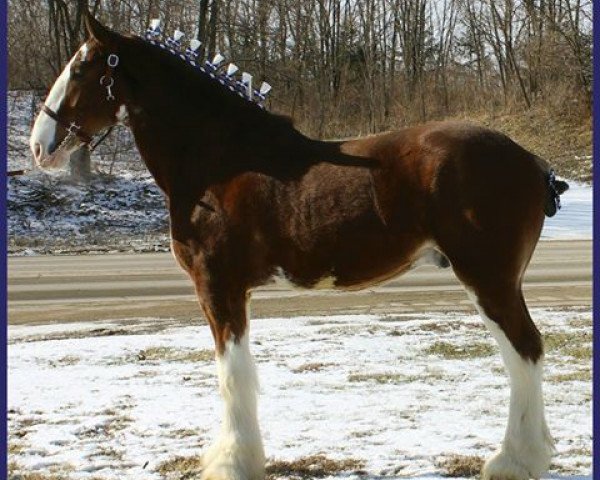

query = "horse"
29;12;569;480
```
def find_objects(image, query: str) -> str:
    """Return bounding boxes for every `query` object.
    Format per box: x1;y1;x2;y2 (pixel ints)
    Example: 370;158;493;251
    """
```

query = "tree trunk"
69;148;92;182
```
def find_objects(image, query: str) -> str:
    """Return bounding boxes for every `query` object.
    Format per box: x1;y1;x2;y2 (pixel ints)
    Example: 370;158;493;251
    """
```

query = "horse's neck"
124;85;324;197
118;42;356;199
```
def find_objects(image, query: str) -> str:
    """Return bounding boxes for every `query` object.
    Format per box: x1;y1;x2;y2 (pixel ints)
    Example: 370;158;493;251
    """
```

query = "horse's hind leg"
443;237;554;480
431;148;555;478
436;222;553;478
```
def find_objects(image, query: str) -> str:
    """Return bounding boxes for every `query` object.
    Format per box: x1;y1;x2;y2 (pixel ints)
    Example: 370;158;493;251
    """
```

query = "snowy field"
541;181;593;239
8;308;591;479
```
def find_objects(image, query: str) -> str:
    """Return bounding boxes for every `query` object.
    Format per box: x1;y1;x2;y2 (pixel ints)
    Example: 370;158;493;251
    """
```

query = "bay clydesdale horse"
30;13;569;480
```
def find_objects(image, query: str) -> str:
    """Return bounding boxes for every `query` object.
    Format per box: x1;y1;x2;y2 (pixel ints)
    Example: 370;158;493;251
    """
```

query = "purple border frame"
1;0;8;477
0;3;596;479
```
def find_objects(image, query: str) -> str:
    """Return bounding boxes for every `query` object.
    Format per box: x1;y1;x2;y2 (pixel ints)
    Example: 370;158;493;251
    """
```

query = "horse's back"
340;121;549;274
342;120;547;226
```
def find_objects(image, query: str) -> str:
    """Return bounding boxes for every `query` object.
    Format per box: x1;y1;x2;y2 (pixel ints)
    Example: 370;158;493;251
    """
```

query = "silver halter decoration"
143;19;273;107
99;54;120;101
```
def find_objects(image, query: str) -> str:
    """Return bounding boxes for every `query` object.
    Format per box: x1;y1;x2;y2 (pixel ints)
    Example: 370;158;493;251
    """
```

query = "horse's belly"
272;241;448;292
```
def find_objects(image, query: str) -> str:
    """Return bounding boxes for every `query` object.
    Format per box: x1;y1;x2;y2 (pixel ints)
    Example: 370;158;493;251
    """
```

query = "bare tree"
7;0;592;147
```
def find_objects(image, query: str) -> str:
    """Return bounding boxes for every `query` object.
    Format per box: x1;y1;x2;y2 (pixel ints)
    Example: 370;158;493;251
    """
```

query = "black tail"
544;169;569;217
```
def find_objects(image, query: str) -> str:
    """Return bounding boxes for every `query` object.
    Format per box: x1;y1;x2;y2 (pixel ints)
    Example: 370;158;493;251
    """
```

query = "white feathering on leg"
202;332;265;480
467;292;554;480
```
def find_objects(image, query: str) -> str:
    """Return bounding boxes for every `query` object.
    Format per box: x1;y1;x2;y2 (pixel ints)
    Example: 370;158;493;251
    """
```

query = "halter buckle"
107;54;119;68
67;122;81;134
100;76;116;101
99;75;114;88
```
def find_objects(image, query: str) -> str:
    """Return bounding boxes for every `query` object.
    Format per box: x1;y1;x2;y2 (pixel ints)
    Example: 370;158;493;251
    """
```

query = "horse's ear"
84;11;115;46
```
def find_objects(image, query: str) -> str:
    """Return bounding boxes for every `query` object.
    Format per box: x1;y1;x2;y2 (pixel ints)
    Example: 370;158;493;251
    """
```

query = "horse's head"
30;14;127;170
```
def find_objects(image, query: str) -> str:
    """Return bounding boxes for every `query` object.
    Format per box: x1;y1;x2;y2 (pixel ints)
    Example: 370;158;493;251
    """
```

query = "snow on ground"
541;181;593;239
8;308;591;479
8;171;170;254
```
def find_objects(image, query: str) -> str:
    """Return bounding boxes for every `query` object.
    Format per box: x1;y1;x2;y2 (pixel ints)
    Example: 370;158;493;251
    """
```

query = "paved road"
8;240;592;325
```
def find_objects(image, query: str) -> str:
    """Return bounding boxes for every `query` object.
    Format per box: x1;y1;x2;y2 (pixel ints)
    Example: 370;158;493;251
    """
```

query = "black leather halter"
42;104;114;152
42;105;94;144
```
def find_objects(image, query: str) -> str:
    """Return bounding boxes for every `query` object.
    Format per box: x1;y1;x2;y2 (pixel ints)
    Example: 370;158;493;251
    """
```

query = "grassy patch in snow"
424;341;495;359
170;428;201;438
156;455;203;478
548;369;591;383
48;355;80;367
75;415;133;439
568;316;593;328
266;455;366;478
292;362;333;373
156;454;366;479
413;322;461;334
86;445;125;461
435;454;484;477
136;346;213;363
544;331;592;361
7;461;108;480
8;440;28;454
348;372;437;384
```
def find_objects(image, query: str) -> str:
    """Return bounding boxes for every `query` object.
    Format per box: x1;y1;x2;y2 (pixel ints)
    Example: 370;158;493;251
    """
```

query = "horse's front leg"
198;288;265;480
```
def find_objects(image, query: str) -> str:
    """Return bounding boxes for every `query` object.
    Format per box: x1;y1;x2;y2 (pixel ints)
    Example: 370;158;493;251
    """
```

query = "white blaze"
79;43;89;61
30;43;88;163
115;105;129;125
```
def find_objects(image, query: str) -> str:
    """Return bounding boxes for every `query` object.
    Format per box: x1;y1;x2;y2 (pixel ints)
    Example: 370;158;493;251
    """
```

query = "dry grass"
548;369;591;383
412;323;458;334
17;417;43;428
49;355;80;368
348;370;444;384
171;428;201;438
9;474;107;480
348;372;419;384
155;454;365;479
568;316;593;329
86;445;124;461
156;455;203;478
136;346;213;363
424;341;495;359
75;414;133;440
8;461;107;480
266;455;365;479
544;331;592;361
292;362;332;373
436;454;484;477
8;441;27;454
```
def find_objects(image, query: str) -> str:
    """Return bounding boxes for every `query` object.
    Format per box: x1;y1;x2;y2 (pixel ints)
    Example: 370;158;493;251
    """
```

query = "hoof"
201;461;265;480
482;448;549;480
200;442;265;480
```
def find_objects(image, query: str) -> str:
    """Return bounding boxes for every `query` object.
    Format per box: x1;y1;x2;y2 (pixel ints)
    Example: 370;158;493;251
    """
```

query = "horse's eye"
71;68;84;80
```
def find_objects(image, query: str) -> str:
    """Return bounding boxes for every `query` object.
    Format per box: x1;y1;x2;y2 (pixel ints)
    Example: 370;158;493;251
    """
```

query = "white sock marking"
467;291;553;479
202;332;265;479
